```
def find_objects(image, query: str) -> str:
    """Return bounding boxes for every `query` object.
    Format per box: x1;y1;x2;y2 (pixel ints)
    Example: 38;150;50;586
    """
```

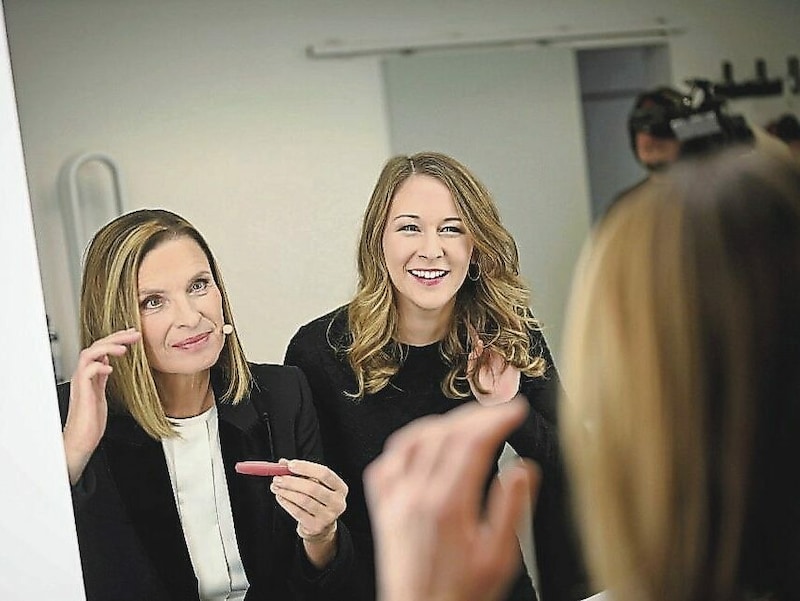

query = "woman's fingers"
64;328;141;482
271;476;336;508
77;343;129;366
270;460;348;537
284;459;348;494
271;461;348;510
484;461;540;559
74;330;140;380
77;360;115;382
72;330;140;392
470;348;521;406
76;330;141;364
422;399;529;494
367;399;529;513
466;323;484;357
272;485;343;536
273;492;311;523
271;477;346;511
364;399;533;601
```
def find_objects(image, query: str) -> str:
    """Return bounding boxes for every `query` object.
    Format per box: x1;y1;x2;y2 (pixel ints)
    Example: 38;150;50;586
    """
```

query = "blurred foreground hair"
562;149;800;601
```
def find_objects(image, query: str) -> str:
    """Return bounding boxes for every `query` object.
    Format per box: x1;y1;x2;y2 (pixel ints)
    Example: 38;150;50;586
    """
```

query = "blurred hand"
468;335;521;406
364;399;539;601
270;459;348;567
62;328;141;485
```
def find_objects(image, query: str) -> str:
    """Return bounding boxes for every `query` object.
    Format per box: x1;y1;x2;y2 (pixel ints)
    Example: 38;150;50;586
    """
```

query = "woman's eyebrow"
138;269;212;296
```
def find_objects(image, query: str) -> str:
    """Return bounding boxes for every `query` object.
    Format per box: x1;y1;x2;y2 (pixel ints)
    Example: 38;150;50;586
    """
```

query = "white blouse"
162;405;249;601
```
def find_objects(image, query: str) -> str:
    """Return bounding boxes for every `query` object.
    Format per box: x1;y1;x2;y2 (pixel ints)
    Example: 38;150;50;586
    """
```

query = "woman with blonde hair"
60;209;354;600
561;148;800;601
364;148;800;601
285;152;588;601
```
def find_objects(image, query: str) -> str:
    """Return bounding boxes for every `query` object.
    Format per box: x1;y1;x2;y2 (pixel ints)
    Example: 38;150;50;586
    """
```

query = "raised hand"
62;328;141;485
467;334;521;406
269;459;348;568
364;399;539;601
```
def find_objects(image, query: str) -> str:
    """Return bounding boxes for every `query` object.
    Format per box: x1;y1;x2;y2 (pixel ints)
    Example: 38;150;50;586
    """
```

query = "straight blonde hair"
80;209;251;439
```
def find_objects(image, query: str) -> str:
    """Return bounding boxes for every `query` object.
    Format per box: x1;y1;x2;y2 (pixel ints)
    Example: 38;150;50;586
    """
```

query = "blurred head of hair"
562;148;800;601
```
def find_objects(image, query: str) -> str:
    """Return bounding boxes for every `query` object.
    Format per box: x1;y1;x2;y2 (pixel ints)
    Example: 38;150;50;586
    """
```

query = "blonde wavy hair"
346;151;545;399
561;149;800;601
80;209;251;439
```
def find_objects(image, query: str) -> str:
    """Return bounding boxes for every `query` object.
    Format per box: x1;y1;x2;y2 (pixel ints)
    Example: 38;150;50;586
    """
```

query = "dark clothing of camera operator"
766;113;800;159
606;87;686;218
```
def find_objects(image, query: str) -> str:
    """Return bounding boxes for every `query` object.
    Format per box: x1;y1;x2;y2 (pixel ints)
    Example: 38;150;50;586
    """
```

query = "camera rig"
628;79;754;159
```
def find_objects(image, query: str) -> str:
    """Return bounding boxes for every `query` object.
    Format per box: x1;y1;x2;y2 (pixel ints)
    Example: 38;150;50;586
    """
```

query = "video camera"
628;79;754;159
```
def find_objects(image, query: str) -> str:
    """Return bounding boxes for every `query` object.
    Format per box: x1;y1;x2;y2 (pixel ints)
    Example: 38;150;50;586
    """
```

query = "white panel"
581;95;644;216
0;3;85;598
577;45;672;218
383;47;592;360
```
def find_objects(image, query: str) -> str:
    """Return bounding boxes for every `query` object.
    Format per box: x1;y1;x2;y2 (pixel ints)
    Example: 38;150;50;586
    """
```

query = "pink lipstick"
172;332;211;349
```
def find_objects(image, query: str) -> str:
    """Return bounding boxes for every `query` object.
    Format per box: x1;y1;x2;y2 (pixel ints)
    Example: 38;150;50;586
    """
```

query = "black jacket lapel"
104;415;199;600
217;388;286;594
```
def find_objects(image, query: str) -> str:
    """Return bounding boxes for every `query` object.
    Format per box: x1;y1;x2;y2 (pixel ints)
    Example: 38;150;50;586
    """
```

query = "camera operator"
628;86;687;172
606;87;688;217
608;80;755;215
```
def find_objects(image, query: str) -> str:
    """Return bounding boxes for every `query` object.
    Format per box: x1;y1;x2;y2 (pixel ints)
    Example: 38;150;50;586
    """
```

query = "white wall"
0;3;84;597
578;44;672;217
384;47;591;359
3;0;800;374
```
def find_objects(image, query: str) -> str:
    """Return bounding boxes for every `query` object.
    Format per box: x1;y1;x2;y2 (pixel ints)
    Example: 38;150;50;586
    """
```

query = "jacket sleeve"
284;365;357;599
506;329;592;601
507;327;562;463
284;326;329;412
291;365;325;463
283;328;306;371
57;382;100;512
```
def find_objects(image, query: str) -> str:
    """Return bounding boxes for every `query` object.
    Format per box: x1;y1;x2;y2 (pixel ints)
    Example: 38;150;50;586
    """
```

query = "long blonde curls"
80;209;251;439
346;152;545;399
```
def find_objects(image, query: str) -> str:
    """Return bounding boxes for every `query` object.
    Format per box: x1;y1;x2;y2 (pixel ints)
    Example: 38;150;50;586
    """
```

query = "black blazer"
57;363;354;601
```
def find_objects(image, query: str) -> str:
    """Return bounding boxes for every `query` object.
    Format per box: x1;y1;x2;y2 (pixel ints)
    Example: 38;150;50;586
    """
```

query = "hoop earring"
468;262;481;282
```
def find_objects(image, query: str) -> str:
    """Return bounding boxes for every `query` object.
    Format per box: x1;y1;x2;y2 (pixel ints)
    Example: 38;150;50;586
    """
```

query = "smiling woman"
381;173;475;330
136;238;227;405
58;208;356;600
284;151;590;601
